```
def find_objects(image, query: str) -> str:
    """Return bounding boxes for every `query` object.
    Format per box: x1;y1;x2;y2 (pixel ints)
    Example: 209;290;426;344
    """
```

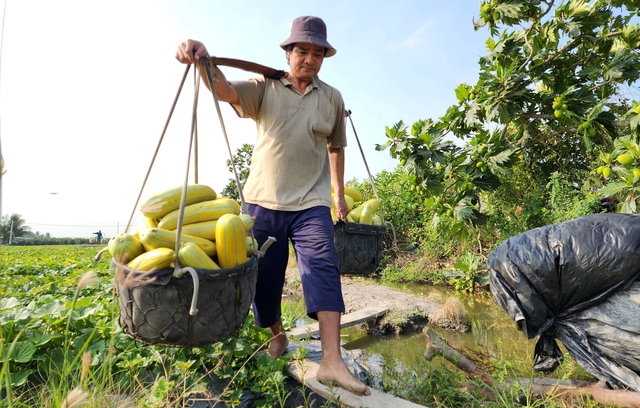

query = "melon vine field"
0;245;293;407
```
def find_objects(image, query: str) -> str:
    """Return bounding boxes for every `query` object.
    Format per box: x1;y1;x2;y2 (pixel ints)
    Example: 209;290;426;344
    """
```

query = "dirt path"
286;268;471;334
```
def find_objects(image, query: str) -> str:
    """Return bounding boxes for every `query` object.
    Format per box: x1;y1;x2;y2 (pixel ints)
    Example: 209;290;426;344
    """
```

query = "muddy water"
342;283;537;374
287;283;540;378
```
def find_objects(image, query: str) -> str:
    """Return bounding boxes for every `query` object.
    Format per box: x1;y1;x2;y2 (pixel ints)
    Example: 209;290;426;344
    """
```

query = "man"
175;16;370;396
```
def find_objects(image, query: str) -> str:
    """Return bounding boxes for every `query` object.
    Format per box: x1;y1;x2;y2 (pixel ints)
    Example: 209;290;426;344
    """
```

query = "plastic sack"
556;282;640;391
487;213;640;390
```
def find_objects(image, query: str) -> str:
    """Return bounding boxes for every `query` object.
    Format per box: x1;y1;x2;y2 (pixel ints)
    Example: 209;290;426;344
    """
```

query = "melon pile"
331;185;383;225
108;184;256;271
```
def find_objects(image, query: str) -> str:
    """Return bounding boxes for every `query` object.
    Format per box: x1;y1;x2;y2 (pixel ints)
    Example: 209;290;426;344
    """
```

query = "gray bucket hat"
280;16;336;57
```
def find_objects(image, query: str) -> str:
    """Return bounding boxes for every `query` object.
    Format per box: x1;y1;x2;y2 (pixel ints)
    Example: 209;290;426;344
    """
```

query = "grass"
376;349;612;408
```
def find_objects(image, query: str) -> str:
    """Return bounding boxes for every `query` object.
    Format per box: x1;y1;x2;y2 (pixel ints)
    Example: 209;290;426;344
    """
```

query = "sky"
0;0;490;239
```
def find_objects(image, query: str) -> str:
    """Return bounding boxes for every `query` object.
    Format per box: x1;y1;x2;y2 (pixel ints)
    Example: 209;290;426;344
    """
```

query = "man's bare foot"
267;332;289;358
316;361;371;396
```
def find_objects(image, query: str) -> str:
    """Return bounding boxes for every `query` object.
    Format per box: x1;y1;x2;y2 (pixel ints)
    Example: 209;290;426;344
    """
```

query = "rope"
169;59;274;316
124;64;192;233
345;109;397;246
345;110;384;220
120;59;275;317
201;58;261;249
201;58;250;215
171;62;203;260
193;67;199;184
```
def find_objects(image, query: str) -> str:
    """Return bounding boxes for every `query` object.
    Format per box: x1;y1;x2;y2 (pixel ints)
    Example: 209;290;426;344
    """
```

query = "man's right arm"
175;39;239;105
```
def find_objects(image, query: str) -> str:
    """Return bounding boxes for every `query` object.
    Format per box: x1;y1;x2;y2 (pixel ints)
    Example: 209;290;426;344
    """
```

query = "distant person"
93;230;103;244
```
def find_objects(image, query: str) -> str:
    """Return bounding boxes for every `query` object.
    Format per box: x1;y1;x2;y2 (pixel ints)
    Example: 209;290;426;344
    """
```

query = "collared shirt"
230;75;347;211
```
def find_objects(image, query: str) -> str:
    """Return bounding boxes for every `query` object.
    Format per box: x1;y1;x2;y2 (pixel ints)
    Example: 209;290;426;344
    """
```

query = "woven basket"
114;255;258;347
333;221;385;275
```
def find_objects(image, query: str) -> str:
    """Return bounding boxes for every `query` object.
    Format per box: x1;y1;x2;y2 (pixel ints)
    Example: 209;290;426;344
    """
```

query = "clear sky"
0;0;489;239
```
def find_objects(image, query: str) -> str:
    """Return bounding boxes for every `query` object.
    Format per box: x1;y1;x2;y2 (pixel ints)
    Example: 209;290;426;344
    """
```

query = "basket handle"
173;267;200;315
172;237;275;317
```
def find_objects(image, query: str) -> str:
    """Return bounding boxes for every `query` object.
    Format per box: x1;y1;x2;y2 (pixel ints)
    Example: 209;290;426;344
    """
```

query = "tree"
1;213;31;244
221;143;253;200
377;0;640;237
597;134;640;213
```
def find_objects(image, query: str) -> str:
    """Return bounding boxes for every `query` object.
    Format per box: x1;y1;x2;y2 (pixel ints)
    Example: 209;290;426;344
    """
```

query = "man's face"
287;43;325;81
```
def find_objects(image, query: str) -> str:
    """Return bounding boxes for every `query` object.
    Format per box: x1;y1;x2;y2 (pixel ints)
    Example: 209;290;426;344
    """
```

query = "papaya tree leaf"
598;181;629;197
488;148;514;166
619;194;638;213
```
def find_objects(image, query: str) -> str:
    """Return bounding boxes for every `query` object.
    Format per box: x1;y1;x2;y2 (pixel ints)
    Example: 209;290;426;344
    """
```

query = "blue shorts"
246;204;345;328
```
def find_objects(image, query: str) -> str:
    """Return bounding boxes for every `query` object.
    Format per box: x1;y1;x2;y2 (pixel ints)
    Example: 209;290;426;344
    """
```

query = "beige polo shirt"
230;75;347;211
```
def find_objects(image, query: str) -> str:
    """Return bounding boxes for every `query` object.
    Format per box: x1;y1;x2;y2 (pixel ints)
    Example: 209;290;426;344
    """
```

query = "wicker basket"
333;221;385;275
114;255;258;347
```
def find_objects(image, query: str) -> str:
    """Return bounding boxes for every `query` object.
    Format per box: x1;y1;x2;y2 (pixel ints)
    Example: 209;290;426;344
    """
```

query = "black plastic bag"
556;282;640;391
487;213;640;390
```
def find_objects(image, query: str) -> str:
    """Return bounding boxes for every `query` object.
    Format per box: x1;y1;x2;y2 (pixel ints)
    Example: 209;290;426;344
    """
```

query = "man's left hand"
333;195;349;222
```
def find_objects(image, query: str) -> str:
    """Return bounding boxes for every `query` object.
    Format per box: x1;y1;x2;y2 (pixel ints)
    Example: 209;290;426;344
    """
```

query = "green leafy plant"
376;0;640;249
221;143;254;200
598;134;640;213
0;245;308;407
448;252;488;293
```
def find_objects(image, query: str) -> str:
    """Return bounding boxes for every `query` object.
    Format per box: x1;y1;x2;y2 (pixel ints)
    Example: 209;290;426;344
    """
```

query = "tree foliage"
1;213;31;244
221;143;253;200
597;133;640;212
377;0;640;236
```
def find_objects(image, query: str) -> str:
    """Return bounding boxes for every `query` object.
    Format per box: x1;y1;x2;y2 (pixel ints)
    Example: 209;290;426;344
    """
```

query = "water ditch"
286;281;542;384
346;283;536;370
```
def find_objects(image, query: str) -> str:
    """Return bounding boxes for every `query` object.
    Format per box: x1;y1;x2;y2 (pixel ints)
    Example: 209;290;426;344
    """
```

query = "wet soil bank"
285;267;471;335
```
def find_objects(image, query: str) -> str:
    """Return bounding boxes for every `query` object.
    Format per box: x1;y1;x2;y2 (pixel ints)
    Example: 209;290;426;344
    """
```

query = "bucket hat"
280;16;336;57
